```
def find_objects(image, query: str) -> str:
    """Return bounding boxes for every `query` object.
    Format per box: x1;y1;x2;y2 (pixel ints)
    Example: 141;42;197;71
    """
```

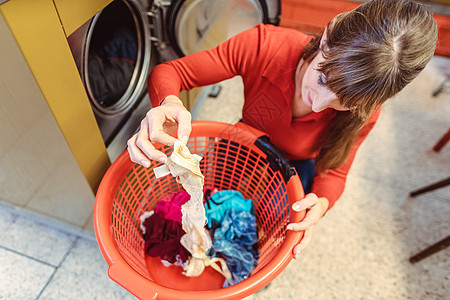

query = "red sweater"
148;24;380;210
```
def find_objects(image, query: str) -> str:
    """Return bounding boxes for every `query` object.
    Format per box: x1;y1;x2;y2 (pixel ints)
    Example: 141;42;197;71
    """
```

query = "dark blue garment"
207;208;259;287
214;208;257;248
291;159;316;194
89;27;137;106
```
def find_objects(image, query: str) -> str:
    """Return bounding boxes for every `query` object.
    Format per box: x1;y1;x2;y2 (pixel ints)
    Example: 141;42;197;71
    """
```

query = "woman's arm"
147;24;266;107
128;24;267;165
287;109;380;257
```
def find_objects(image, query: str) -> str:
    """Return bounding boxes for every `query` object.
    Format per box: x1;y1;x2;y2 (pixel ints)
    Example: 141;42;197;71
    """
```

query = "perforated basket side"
192;136;291;274
106;141;174;278
107;134;291;278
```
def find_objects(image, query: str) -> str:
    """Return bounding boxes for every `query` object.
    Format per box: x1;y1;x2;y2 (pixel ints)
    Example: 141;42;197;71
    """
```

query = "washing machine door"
69;0;151;120
151;0;280;61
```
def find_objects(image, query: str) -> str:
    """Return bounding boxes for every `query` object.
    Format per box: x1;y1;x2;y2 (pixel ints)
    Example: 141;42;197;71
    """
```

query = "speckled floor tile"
193;76;244;124
0;214;77;266
348;59;450;197
39;238;136;300
0;206;17;232
244;171;449;300
0;247;54;300
246;193;449;299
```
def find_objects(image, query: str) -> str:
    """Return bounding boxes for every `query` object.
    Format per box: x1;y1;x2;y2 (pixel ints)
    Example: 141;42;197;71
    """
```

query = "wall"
0;12;96;230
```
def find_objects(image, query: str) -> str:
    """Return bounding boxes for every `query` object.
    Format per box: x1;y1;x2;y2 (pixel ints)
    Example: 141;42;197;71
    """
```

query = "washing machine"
147;0;281;62
67;0;280;161
67;0;156;161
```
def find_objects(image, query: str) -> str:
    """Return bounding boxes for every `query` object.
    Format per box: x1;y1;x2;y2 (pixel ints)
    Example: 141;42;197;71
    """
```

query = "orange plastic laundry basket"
94;121;305;300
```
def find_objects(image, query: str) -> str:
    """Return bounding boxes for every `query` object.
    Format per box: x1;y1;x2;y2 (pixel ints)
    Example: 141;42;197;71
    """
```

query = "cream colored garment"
154;140;231;279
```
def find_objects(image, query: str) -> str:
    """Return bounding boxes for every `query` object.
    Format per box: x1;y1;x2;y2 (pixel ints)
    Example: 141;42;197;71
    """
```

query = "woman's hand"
287;193;329;259
127;95;191;167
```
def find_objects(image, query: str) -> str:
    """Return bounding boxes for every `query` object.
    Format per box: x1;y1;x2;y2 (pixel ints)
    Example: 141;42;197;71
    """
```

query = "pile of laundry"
139;139;259;287
140;188;259;287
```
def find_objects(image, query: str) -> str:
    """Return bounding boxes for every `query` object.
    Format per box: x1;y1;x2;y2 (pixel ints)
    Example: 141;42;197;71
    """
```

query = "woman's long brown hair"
301;0;437;173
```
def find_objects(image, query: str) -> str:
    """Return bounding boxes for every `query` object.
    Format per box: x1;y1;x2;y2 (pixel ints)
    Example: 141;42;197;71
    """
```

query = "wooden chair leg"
433;128;450;152
410;177;450;197
409;235;450;263
408;127;450;264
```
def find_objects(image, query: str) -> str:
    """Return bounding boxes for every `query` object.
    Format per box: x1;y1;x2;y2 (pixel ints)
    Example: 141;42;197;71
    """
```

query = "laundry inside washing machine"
87;3;138;109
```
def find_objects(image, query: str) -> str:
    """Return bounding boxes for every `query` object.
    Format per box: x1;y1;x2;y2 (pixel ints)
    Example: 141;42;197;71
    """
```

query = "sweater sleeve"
311;109;381;210
147;24;266;107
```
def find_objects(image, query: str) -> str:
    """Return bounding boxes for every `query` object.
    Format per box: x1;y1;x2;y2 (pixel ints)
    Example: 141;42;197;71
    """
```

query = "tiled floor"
0;205;136;299
1;54;449;299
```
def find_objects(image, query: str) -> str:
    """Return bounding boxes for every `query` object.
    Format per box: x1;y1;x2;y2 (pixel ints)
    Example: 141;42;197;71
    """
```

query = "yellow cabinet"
53;0;112;36
0;0;114;229
0;0;111;191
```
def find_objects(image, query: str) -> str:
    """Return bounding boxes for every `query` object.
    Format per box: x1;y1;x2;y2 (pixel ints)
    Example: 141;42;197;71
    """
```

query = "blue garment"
204;190;253;227
207;208;259;287
214;208;257;248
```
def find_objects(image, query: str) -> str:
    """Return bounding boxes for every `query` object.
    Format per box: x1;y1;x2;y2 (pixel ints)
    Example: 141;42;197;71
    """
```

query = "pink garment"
154;191;189;223
154;187;218;223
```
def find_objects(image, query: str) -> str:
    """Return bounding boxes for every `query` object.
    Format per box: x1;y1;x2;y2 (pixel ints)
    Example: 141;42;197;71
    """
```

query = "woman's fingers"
286;193;325;258
147;103;192;146
160;95;192;144
292;193;319;212
127;134;152;167
128;120;168;165
293;224;316;259
287;193;322;230
176;109;192;145
127;96;192;167
147;109;178;147
286;204;322;231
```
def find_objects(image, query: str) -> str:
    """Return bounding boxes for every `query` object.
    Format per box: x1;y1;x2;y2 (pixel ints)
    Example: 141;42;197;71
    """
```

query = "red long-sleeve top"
148;24;380;210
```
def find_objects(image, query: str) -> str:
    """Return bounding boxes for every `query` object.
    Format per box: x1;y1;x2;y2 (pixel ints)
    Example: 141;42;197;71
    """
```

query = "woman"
127;0;438;258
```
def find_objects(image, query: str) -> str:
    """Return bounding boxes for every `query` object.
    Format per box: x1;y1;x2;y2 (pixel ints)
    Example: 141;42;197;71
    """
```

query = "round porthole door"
69;0;152;120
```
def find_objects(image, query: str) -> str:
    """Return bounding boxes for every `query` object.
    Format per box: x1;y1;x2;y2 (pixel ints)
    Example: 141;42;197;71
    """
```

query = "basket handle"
191;121;298;183
233;122;297;183
254;136;297;183
191;120;266;147
108;263;159;299
232;121;268;140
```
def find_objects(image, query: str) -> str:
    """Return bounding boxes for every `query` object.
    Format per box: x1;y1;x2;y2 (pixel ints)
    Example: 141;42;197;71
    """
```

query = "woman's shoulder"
240;24;314;60
226;24;315;78
253;23;313;43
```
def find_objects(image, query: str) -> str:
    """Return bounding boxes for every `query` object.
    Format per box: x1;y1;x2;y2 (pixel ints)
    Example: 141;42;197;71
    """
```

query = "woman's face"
301;51;350;113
